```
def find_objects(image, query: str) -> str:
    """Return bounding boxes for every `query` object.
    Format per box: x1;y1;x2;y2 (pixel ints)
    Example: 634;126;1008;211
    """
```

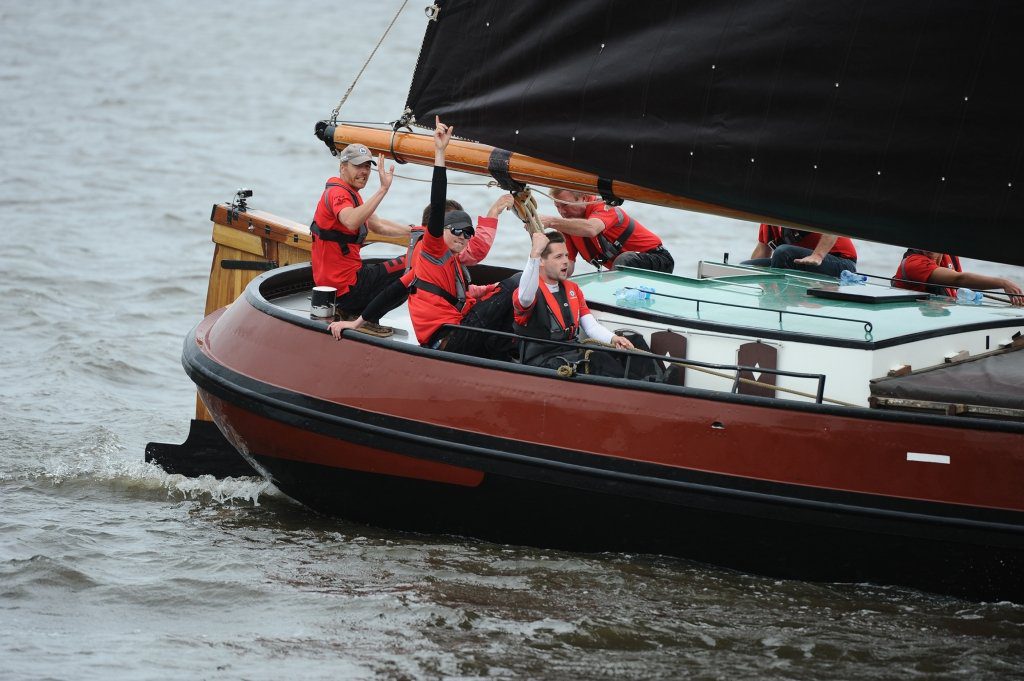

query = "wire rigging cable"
329;0;410;123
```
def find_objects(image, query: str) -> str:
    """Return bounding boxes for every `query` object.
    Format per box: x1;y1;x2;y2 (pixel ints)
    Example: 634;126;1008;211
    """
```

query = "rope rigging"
328;0;410;124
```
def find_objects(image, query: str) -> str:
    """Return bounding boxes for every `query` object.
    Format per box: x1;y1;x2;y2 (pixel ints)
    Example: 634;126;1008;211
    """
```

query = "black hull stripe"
183;334;1024;541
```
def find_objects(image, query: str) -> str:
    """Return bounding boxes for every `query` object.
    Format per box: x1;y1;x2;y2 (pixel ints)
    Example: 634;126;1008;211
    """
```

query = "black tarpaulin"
405;0;1024;266
870;348;1024;410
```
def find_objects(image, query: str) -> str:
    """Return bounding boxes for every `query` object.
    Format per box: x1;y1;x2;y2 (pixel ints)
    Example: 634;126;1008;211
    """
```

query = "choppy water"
2;2;1023;679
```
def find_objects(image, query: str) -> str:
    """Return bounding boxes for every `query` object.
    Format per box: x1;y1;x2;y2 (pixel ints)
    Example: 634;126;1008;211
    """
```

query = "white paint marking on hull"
906;452;951;464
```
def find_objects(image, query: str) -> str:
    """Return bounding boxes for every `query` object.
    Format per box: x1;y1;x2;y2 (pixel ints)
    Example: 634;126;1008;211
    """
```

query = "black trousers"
336;256;407;316
434;273;522;359
613;246;674;273
521;329;659;379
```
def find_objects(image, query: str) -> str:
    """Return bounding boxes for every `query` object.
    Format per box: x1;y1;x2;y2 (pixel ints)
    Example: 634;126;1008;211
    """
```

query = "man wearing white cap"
310;143;411;318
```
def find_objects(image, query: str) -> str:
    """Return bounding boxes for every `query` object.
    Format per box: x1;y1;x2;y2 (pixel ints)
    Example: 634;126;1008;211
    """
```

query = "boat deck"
255;261;1024;410
574;264;1024;346
270;289;417;342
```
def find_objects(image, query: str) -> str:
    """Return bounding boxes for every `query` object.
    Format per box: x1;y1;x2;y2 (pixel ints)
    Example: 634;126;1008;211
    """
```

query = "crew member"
540;190;673;274
410;194;515;268
741;224;858;278
310;143;411;318
513;230;635;375
893;249;1023;305
330;118;522;357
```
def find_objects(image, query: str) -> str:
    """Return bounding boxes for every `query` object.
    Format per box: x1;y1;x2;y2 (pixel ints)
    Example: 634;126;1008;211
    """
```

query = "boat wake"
0;423;274;506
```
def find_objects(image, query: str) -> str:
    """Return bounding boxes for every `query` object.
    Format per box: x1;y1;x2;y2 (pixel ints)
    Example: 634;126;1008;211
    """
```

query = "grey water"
1;1;1023;679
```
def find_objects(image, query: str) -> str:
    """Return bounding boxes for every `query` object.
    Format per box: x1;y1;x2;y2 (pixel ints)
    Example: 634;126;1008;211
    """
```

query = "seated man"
892;249;1023;306
410;194;514;267
741;224;857;278
330;117;521;357
513;230;635;375
310;143;411;318
540;190;673;274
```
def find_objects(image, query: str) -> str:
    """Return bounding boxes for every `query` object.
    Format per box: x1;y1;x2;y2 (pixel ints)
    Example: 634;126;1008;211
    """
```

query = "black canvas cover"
405;0;1024;266
870;348;1024;410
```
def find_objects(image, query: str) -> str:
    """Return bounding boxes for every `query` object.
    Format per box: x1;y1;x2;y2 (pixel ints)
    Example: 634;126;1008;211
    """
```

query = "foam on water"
0;424;272;507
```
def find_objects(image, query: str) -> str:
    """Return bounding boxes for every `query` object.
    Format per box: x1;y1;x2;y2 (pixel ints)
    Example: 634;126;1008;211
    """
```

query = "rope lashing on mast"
512;189;546;235
388;108;415;165
484;145;544;233
328;0;410;125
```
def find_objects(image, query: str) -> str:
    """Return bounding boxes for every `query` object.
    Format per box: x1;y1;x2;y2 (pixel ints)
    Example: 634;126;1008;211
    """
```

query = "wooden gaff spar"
319;123;828;236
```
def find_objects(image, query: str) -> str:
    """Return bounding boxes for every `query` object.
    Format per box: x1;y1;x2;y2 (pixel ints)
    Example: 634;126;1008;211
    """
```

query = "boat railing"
619;286;875;338
438;325;829;404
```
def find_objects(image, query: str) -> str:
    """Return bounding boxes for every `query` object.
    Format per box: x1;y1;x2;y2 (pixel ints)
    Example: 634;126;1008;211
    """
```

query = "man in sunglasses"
330;117;521;357
411;194;514;268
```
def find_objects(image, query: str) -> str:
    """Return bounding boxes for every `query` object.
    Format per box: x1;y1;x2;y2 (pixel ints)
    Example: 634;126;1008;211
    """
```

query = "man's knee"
614;251;642;269
769;245;802;269
615;249;674;273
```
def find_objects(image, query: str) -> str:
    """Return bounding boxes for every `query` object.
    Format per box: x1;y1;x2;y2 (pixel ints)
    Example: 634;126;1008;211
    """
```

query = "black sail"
405;0;1024;266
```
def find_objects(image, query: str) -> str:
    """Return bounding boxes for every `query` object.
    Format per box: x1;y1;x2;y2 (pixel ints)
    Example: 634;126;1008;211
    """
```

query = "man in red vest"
742;224;857;278
540;190;673;274
513;230;634;373
413;194;514;267
329;118;521;356
310;143;411;318
893;249;1023;305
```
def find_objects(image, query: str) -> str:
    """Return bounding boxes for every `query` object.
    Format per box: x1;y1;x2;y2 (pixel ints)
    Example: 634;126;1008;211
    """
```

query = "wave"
0;555;100;597
0;424;275;506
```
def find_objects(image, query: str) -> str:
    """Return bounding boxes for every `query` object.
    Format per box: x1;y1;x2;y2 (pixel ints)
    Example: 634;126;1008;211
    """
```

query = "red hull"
199;295;1024;515
182;276;1024;600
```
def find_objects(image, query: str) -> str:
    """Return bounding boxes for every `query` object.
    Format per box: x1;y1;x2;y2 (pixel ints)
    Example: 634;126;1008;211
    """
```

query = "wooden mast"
327;124;790;228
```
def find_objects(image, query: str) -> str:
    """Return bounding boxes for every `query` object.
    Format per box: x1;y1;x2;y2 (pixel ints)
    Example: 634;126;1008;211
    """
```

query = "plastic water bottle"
638;285;656;302
614;287;644;303
956;288;984;304
839;270;867;286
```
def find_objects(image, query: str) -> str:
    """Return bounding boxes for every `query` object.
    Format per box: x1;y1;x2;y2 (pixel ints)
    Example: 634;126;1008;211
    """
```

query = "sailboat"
149;0;1024;601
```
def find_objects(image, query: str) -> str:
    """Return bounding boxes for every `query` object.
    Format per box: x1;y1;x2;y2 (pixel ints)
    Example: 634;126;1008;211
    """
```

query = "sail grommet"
424;4;439;21
597;176;624;207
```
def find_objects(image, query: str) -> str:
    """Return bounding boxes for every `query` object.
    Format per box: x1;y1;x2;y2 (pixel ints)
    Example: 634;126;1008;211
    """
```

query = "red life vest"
403;233;475;345
895;250;962;298
310;179;370;296
310;181;368;254
514;280;584;342
760;224;858;261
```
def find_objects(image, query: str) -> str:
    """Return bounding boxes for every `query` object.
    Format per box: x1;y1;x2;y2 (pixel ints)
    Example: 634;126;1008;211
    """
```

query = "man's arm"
793;234;838;267
337;155;395;230
539;215;606;237
459;194;513;265
928;268;1024;306
426;116;455;240
749;242;771;260
579;314;634;349
367;213;411;238
515;234;547;309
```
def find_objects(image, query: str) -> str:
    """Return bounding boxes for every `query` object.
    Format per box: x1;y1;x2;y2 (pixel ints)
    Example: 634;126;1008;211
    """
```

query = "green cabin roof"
574;265;1024;347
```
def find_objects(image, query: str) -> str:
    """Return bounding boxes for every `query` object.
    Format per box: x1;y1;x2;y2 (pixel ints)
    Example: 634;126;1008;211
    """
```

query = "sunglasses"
446;226;474;238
